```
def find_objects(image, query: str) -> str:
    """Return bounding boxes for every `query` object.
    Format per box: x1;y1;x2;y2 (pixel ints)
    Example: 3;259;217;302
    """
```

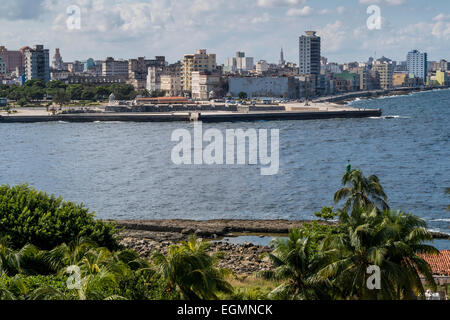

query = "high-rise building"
224;52;253;73
299;31;321;75
182;49;217;93
373;61;394;90
52;48;64;70
102;57;129;77
407;50;427;80
24;45;50;82
0;46;26;75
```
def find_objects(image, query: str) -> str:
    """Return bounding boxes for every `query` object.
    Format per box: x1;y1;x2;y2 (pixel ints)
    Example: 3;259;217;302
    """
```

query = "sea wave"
369;115;410;120
430;218;450;222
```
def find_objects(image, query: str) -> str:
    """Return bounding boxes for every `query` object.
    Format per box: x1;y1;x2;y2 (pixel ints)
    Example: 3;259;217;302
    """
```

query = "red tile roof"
420;250;450;276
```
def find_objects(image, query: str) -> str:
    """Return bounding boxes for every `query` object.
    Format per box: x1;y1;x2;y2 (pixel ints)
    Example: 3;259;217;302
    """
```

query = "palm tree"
317;207;438;300
153;236;232;300
334;169;389;212
379;210;438;299
259;229;331;300
317;207;398;299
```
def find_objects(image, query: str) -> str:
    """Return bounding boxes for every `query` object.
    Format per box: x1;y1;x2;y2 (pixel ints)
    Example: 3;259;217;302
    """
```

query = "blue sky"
1;0;449;64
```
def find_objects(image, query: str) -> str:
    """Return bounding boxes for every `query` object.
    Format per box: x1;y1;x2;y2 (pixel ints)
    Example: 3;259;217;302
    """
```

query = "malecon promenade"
0;100;381;123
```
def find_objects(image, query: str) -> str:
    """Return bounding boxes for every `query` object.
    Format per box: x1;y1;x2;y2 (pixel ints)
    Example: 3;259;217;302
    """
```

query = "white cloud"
286;6;313;17
257;0;305;8
317;21;346;52
359;0;405;5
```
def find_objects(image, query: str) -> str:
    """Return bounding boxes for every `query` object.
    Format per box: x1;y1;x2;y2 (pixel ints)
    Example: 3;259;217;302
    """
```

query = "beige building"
182;49;217;94
160;74;182;96
191;71;221;100
393;73;407;87
372;62;394;90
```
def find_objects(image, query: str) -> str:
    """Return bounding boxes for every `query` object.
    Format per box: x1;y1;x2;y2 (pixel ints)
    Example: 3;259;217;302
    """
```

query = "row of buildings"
1;32;449;100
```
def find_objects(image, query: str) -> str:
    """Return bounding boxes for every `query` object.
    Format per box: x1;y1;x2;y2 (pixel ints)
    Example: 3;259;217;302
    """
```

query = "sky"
1;0;449;65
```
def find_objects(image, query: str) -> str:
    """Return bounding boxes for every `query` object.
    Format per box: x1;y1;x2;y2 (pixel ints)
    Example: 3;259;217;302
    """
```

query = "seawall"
0;109;382;123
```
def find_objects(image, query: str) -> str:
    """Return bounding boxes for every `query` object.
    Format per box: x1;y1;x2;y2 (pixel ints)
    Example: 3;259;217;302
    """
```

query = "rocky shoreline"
113;219;449;275
114;219;321;275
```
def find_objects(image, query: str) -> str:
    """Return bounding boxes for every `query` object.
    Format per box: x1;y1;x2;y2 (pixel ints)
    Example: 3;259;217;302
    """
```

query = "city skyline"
1;0;450;64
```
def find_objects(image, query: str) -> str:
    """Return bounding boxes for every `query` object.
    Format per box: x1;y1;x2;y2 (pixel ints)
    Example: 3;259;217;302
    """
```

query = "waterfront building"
24;45;50;83
182;49;217;93
228;76;299;98
102;57;129;77
393;73;408;87
52;48;64;70
146;60;180;94
160;74;182;96
0;46;25;75
438;59;449;72
407;50;427;80
334;71;360;92
436;70;449;86
372;61;394;90
191;71;221;100
299;31;321;75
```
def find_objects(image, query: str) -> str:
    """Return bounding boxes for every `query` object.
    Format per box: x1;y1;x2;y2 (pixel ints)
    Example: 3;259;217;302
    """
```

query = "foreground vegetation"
0;169;443;300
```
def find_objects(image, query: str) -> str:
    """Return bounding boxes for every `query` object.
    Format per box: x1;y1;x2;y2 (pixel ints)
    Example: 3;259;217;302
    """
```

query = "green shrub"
0;184;118;250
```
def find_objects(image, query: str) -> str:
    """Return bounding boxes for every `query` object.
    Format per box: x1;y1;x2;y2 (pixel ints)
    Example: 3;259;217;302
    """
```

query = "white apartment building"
24;45;50;82
191;71;221;100
407;50;427;80
299;31;321;75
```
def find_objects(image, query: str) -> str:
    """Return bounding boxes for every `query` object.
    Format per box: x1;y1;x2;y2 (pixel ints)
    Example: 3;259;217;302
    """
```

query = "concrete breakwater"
0;109;382;123
315;86;450;104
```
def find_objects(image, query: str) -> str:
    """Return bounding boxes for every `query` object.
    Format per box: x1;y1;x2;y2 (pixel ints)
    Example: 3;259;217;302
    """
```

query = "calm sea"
0;89;449;235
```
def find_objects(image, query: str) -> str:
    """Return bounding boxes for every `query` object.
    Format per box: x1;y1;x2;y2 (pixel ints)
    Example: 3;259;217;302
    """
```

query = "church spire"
279;47;285;66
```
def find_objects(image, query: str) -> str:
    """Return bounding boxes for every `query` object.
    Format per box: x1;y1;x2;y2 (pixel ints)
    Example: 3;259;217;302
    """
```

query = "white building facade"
407;50;427;80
